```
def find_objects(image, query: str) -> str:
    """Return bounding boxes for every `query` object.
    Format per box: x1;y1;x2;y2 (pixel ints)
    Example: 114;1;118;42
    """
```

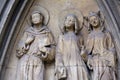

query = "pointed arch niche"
0;0;120;80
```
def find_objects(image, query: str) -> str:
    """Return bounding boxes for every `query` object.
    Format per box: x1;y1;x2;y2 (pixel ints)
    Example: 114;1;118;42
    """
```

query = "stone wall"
0;0;120;80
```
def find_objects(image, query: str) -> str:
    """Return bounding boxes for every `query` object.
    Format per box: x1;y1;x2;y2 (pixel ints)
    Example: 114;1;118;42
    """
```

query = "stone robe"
56;32;89;80
87;30;116;80
16;26;55;80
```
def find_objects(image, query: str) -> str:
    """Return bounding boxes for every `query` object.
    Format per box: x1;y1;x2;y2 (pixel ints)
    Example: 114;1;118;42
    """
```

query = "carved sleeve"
78;35;88;62
42;31;55;62
106;32;115;52
56;35;64;66
16;31;28;58
86;34;93;55
78;35;84;48
48;31;55;45
105;32;116;67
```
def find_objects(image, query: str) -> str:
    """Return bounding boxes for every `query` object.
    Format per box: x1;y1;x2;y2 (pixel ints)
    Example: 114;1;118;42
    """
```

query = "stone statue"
16;10;55;80
85;11;116;80
55;14;89;80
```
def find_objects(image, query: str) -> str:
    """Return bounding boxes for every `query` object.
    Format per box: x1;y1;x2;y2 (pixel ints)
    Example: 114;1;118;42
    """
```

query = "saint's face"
89;16;100;28
31;13;43;25
64;15;75;28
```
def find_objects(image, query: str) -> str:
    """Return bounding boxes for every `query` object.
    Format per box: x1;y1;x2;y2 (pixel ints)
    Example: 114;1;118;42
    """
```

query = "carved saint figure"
86;12;116;80
55;14;89;80
16;11;55;80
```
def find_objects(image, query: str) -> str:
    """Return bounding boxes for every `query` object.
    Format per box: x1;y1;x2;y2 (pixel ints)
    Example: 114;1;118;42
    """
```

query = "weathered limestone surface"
0;0;119;80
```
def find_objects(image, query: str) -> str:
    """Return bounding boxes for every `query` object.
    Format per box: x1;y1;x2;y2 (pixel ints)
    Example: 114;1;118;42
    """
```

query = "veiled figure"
55;14;89;80
86;12;116;80
16;11;55;80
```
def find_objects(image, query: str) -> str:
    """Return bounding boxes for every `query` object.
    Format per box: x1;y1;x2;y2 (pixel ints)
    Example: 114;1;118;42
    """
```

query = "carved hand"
16;44;29;58
16;50;24;58
39;47;48;59
81;45;86;55
55;66;67;80
80;45;88;61
87;56;93;70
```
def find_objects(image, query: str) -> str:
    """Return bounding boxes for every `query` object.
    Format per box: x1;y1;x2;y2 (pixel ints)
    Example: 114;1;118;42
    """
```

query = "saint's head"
88;12;100;28
64;14;78;34
31;11;44;25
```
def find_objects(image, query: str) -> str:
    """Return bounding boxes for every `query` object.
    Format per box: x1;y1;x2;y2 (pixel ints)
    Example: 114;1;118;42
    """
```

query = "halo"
27;4;50;26
58;8;83;33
